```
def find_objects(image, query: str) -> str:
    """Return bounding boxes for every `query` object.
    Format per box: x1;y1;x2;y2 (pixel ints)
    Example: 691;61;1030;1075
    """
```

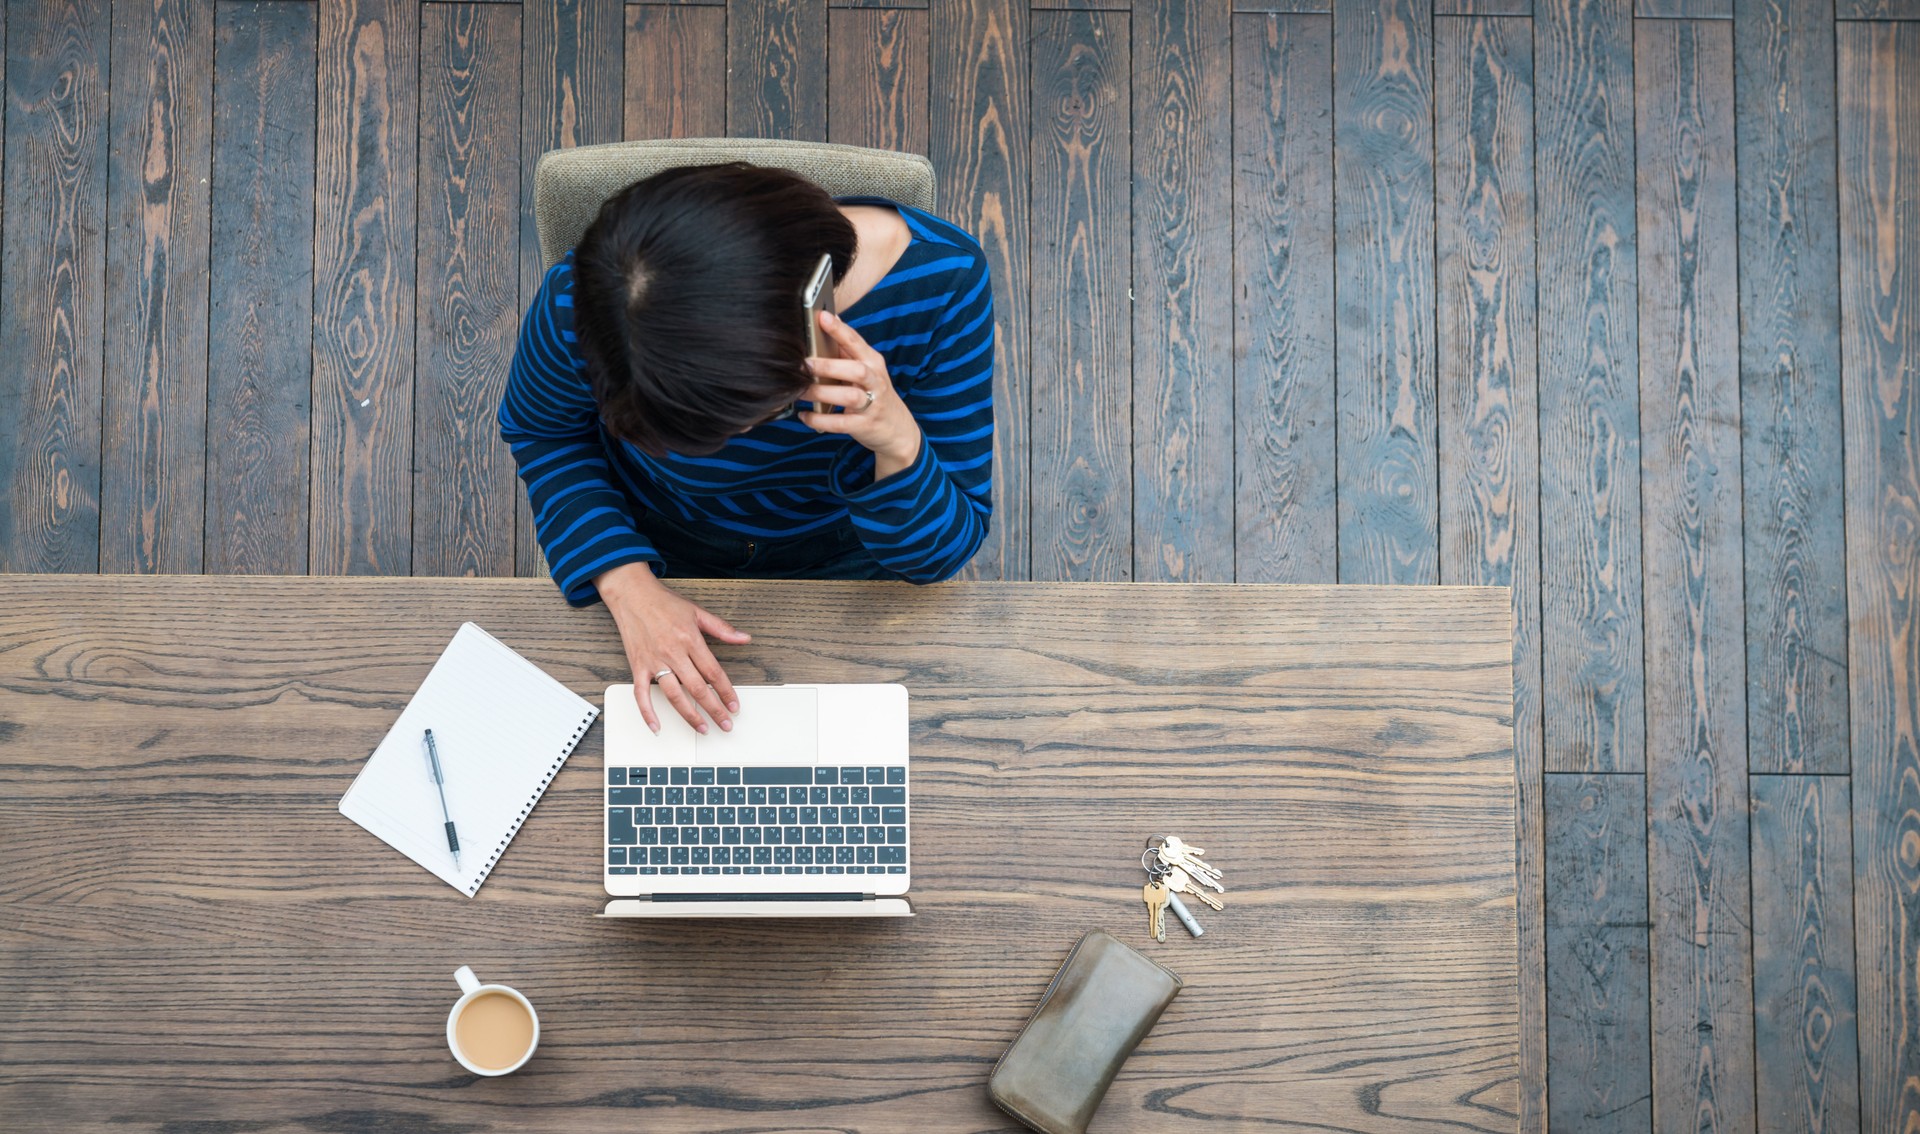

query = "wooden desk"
0;577;1517;1132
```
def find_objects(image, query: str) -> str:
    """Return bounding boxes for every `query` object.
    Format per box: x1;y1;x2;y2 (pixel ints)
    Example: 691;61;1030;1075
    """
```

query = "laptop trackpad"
695;685;818;766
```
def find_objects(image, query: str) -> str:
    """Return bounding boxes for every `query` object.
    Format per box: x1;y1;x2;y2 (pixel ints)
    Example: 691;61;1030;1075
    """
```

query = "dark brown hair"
569;162;858;457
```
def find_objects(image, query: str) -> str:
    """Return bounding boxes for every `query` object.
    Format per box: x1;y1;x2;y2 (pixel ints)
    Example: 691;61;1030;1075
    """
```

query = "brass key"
1162;835;1211;865
1143;879;1170;941
1165;865;1224;912
1157;837;1224;892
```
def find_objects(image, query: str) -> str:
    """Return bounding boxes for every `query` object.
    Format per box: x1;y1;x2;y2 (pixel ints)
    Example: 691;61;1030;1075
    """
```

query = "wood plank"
1635;20;1755;1133
0;0;110;573
0;575;1518;1131
828;7;927;154
1131;0;1232;582
624;4;726;140
1545;772;1653;1133
1435;0;1532;16
1234;0;1333;12
1030;11;1130;582
929;0;1029;580
1838;21;1920;1133
1434;16;1541;1131
1534;0;1644;772
519;0;624;578
0;5;4;558
726;0;828;140
206;1;318;576
1736;0;1848;775
1751;775;1862;1134
311;0;418;575
524;0;625;159
1834;0;1920;17
1639;0;1733;18
1332;0;1437;585
100;0;212;575
414;3;522;579
1232;13;1336;583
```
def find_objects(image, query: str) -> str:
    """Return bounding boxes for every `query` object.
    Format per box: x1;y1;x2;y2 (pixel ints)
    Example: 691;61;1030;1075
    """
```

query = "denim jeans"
640;507;896;580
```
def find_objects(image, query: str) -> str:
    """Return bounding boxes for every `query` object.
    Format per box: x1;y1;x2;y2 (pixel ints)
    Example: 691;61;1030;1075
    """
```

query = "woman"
498;163;995;737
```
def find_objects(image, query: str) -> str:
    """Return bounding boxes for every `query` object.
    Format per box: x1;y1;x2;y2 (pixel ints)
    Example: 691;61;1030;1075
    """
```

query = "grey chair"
532;138;938;271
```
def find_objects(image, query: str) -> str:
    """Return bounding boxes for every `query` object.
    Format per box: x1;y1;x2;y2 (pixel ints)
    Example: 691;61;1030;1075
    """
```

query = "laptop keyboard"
605;765;907;877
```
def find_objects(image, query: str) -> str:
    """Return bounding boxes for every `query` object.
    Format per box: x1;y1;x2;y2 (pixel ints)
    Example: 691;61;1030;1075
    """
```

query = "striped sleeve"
497;261;661;606
836;253;995;582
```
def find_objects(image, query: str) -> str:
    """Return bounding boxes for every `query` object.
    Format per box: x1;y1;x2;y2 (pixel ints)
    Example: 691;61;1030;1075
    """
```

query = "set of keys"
1140;835;1224;942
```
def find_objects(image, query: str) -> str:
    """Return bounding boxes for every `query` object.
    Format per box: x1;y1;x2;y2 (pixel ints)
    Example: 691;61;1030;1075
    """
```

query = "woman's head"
571;162;857;456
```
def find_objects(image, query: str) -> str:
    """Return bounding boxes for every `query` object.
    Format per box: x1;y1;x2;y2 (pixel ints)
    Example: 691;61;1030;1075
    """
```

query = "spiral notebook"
338;622;598;896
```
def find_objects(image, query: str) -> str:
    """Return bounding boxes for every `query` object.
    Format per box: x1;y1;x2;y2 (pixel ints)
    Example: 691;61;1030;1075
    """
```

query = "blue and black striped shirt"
498;197;995;605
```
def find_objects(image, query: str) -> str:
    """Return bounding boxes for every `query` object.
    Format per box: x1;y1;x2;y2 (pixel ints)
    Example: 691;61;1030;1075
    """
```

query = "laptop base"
599;898;913;919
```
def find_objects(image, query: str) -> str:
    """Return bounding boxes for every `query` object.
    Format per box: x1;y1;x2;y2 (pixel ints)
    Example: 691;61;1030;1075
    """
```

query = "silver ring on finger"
862;388;876;411
653;669;675;683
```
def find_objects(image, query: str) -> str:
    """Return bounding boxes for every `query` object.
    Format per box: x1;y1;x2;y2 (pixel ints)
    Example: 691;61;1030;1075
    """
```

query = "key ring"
1140;848;1169;878
1145;834;1168;851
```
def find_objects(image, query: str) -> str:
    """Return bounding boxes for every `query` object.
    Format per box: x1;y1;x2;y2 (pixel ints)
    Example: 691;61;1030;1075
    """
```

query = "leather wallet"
987;929;1182;1134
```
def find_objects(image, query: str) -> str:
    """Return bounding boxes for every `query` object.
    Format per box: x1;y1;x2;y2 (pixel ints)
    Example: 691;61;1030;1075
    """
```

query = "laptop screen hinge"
645;892;871;903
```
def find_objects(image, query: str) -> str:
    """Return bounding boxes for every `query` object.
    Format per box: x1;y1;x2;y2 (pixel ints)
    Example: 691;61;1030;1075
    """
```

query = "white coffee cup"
447;966;540;1076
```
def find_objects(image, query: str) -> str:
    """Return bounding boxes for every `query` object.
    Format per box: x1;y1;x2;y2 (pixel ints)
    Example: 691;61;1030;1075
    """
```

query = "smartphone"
802;252;839;360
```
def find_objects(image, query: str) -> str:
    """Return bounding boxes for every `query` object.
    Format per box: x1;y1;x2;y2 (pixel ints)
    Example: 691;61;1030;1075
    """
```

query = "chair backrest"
533;138;938;271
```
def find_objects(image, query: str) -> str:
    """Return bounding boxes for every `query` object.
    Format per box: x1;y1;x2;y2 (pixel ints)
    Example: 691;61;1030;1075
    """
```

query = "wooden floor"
0;0;1915;1129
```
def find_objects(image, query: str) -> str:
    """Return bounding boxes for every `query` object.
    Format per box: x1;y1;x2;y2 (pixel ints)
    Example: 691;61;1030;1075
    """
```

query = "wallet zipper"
1032;936;1083;1008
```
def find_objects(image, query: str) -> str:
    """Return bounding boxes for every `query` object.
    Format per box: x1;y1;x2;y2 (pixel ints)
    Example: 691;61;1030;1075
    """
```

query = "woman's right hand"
595;562;750;735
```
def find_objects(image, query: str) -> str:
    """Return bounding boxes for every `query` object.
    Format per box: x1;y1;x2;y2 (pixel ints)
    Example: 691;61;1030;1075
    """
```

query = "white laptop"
598;682;913;918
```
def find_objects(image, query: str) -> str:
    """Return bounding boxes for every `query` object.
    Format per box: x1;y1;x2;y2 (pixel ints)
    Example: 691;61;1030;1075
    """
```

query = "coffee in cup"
447;966;539;1076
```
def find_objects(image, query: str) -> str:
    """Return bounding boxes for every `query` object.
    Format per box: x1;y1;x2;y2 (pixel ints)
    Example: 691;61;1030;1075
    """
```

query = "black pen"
423;728;462;871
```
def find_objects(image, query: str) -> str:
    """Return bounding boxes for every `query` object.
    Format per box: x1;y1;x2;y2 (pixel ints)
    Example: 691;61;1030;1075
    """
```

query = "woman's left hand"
800;310;922;480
